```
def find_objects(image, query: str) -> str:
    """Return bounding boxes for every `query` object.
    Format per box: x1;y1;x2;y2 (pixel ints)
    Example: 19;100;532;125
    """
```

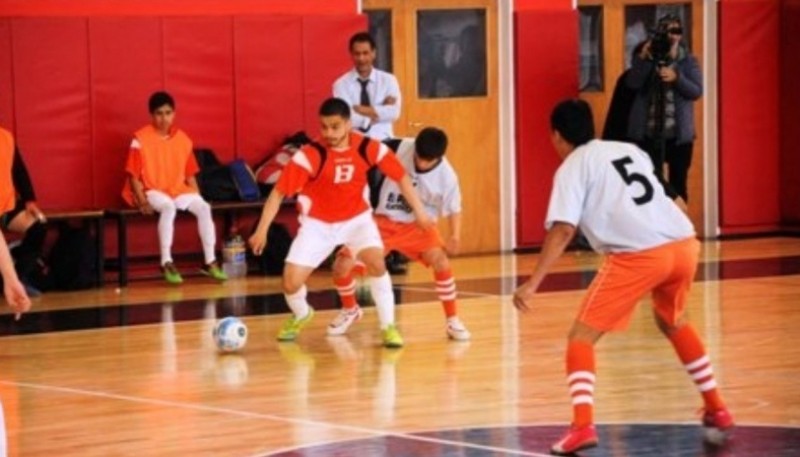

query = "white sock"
284;285;310;319
369;272;395;329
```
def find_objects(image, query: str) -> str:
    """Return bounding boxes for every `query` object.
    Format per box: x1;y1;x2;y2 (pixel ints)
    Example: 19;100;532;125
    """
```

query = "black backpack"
194;148;239;202
48;224;97;291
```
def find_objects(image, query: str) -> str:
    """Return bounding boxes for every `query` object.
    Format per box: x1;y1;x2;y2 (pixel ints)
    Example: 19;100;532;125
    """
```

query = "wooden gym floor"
1;237;799;456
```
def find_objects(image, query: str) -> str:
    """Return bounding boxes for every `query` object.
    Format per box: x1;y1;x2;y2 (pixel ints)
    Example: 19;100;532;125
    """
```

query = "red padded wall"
0;20;13;130
781;0;800;225
163;17;236;162
233;16;305;164
719;0;781;232
514;9;579;248
89;18;164;208
0;0;356;16
301;15;367;134
11;18;93;208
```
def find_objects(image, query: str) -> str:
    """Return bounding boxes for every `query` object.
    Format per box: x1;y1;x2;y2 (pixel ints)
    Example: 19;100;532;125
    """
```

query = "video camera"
649;29;672;66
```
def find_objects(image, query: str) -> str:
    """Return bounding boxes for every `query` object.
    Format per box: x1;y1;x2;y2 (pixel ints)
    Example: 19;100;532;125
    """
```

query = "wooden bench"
42;208;106;287
105;201;280;287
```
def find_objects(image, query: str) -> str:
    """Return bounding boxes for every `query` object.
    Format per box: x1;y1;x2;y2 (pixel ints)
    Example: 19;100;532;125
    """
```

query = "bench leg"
118;216;128;288
95;217;104;287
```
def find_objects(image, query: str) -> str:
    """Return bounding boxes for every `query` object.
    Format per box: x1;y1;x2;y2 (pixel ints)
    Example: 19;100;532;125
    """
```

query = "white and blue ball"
213;317;248;352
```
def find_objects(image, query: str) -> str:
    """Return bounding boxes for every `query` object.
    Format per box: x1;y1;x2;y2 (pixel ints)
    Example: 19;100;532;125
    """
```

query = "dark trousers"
638;138;694;202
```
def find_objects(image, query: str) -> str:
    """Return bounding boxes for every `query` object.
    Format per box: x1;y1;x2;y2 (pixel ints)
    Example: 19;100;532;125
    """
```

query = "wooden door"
577;0;706;234
364;0;500;254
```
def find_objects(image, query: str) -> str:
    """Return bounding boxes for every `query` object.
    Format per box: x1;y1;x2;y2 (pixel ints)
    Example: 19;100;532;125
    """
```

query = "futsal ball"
213;317;248;352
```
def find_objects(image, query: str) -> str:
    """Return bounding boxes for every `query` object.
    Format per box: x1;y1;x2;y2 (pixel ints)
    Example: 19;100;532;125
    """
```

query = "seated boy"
122;91;226;284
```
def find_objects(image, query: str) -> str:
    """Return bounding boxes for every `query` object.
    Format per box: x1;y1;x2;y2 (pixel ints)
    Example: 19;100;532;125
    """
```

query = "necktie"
358;79;370;106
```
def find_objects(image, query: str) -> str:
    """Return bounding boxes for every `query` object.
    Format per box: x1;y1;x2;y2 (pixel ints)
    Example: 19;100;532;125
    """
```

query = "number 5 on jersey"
612;156;654;205
333;164;356;183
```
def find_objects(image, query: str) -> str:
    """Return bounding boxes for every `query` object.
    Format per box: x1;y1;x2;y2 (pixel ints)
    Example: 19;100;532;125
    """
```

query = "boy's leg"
328;252;363;336
178;194;217;265
277;217;338;341
420;246;470;340
550;322;603;455
146;191;182;283
652;239;732;433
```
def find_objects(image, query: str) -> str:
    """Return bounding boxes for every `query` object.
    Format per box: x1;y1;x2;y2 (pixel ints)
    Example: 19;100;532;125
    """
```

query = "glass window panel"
417;9;487;99
579;6;603;92
624;4;692;69
366;9;393;73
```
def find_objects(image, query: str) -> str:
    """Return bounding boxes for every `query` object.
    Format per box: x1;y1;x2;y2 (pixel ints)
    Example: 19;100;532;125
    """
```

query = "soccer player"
249;97;431;348
328;127;470;341
1;125;33;455
513;99;733;455
122;91;227;285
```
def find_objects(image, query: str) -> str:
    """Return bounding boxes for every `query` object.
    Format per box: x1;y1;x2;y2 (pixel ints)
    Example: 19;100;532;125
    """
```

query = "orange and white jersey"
375;138;461;223
276;132;405;223
546;139;694;253
122;124;199;206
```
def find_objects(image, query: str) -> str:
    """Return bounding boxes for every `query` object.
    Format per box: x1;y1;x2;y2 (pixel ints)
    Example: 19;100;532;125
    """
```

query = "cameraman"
626;14;702;202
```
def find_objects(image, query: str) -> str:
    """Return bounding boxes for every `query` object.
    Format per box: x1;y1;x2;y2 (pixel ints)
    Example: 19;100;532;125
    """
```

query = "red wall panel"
514;10;578;247
0;20;13;130
719;0;781;231
781;0;800;224
163;17;236;162
0;0;356;17
233;16;305;164
11;18;93;208
89;18;164;208
515;0;573;11
301;15;367;134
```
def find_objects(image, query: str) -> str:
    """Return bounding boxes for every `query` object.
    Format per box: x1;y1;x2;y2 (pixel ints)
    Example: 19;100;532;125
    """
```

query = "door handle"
409;121;424;128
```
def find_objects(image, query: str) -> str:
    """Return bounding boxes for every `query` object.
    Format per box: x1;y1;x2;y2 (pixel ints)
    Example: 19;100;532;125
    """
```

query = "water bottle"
223;234;247;278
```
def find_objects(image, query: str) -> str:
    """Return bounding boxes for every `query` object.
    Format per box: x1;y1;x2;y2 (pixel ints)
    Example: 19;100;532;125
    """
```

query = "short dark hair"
149;91;175;113
319;97;351;119
415;127;448;160
550;99;595;147
349;32;376;51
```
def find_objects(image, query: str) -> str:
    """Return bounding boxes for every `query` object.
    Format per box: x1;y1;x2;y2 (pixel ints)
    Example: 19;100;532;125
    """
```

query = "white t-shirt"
375;138;461;223
546;139;695;253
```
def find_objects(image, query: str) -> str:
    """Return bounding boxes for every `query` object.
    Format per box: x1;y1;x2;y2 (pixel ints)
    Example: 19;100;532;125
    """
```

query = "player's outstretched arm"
249;188;285;256
513;222;576;312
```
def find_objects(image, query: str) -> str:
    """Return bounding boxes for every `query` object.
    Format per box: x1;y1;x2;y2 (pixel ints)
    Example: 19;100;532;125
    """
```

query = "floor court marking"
0;380;552;457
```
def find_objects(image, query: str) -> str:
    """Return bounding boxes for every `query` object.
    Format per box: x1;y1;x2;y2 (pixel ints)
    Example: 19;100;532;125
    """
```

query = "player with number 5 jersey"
513;99;732;455
249;97;432;348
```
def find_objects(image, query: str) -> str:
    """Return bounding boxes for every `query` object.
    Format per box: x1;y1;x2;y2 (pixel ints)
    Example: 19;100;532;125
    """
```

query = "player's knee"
654;312;687;336
282;275;303;294
430;251;450;272
332;257;353;278
189;200;211;218
364;259;387;277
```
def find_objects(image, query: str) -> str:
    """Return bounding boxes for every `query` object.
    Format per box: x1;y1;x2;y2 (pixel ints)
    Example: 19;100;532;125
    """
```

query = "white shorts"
286;211;383;268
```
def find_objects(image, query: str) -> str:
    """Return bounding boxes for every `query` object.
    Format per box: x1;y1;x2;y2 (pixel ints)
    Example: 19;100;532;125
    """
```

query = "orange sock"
334;274;357;310
434;269;458;318
668;324;726;411
566;340;596;427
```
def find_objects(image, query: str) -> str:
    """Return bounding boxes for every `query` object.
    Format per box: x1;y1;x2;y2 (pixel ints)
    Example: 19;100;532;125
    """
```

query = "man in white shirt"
327;127;470;341
512;99;733;455
332;32;401;140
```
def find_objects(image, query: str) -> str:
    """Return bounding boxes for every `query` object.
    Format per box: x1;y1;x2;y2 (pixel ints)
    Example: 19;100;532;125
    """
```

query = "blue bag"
228;159;261;202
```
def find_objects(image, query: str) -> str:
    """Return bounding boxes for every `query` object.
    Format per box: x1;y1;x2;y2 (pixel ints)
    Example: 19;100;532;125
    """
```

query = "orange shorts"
338;215;444;265
577;237;700;332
